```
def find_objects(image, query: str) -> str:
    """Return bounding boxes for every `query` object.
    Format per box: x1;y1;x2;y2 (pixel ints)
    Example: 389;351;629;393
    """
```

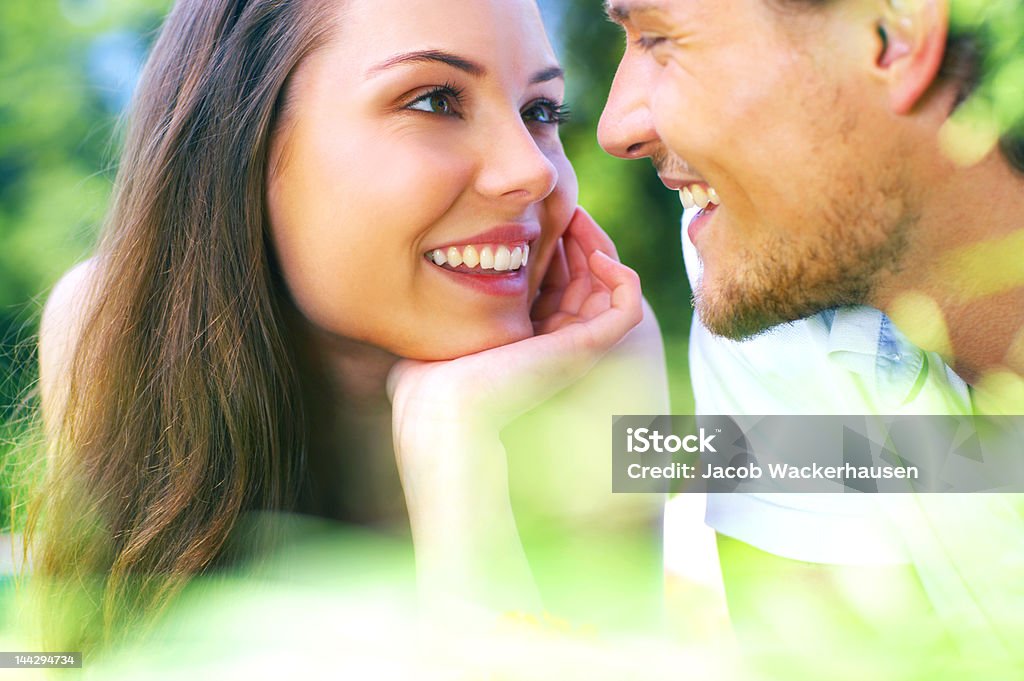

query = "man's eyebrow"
530;66;564;85
367;50;485;78
605;0;663;24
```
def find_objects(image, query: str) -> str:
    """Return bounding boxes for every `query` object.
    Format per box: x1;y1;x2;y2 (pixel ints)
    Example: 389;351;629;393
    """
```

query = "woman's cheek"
550;152;579;225
529;152;578;297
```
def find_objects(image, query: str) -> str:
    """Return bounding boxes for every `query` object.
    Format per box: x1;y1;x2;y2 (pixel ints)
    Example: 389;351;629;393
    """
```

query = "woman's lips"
421;221;540;297
423;242;532;297
425;257;529;297
427;243;529;272
427;223;541;253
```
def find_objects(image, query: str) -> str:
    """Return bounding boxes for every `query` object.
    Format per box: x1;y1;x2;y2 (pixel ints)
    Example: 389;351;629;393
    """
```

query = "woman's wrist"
398;427;513;542
394;418;541;616
411;500;541;619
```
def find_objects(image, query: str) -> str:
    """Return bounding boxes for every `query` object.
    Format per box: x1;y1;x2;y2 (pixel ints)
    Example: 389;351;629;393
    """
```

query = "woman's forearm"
396;421;541;618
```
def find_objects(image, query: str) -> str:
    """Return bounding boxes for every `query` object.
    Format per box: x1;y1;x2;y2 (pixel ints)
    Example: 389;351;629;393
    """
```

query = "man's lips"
659;174;721;212
660;174;722;246
687;208;711;246
658;175;706;191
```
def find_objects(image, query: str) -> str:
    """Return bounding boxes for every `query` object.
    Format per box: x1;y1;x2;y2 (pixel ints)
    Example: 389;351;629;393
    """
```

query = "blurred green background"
0;0;695;532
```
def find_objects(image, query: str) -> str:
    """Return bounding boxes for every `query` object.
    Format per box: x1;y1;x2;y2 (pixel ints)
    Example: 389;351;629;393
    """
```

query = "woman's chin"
400;319;534;361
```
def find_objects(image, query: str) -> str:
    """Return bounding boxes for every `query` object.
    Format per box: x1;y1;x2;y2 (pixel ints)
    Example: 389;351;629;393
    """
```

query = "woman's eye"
522;99;571;126
408;93;454;115
406;85;463;117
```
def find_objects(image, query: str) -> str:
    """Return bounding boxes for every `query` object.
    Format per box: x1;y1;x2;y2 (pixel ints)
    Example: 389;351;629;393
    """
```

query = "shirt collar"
823;306;928;406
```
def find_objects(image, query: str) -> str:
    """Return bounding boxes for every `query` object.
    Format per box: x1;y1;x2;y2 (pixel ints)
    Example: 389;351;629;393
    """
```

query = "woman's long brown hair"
24;0;335;649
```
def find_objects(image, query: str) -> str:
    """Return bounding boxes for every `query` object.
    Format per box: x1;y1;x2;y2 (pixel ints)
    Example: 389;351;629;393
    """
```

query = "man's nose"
598;54;660;160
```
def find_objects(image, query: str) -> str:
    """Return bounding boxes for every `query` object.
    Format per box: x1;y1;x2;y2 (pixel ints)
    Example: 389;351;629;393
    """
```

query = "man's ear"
874;0;948;114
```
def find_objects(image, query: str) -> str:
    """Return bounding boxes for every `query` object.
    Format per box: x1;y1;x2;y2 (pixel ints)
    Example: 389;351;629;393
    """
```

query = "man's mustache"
651;150;695;178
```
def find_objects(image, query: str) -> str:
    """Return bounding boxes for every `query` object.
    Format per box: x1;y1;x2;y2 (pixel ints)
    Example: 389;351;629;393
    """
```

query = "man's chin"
695;287;813;341
697;304;780;341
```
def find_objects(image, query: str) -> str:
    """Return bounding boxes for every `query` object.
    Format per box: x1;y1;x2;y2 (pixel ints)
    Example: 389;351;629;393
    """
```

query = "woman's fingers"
533;208;639;331
530;238;569;322
556;233;599;316
555;208;618;314
495;253;643;418
532;208;620;325
550;251;642;353
587;249;643;332
533;310;576;335
564;223;591;280
578;289;613;321
540;236;571;290
567;206;619;262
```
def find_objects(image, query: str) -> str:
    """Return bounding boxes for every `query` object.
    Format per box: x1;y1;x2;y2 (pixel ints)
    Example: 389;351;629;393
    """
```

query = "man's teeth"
679;184;721;210
428;243;530;272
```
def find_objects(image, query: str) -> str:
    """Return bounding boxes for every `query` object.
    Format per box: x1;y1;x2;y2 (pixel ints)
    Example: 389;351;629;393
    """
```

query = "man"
596;0;1024;673
598;0;1023;392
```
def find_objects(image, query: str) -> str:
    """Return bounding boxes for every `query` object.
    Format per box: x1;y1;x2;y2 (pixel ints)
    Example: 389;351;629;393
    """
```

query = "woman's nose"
474;118;559;204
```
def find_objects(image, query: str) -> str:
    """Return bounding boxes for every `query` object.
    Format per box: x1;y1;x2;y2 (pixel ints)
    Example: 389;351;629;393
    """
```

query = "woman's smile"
426;243;530;274
421;221;538;295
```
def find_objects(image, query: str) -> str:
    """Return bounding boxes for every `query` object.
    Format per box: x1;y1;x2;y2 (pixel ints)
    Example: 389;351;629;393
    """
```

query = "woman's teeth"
679;184;721;210
428;243;530;272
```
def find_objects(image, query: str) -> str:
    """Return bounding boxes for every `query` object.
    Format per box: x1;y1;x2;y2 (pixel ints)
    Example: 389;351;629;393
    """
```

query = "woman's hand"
388;207;642;442
387;206;643;534
386;208;644;620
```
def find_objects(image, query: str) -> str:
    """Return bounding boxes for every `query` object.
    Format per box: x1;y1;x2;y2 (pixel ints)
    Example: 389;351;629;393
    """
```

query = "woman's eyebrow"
367;50;485;77
531;66;564;84
366;50;564;86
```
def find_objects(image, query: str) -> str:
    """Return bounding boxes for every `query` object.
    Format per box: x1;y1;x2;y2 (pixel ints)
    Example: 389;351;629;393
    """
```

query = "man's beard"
694;186;914;341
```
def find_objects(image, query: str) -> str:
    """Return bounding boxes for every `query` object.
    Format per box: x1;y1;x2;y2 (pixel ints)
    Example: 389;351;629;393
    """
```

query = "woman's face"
266;0;577;360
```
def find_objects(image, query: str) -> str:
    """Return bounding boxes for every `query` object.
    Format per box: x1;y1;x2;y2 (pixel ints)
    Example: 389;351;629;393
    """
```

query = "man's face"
598;0;918;339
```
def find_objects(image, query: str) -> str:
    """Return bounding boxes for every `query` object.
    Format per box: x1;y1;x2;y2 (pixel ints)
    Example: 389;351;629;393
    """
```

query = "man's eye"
634;35;666;51
406;85;464;117
522;99;572;126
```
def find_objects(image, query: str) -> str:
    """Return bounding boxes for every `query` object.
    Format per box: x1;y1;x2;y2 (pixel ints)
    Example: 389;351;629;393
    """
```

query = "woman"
29;0;669;650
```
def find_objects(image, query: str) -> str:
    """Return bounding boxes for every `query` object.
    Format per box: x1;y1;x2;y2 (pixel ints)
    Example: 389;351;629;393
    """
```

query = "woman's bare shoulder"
39;258;103;427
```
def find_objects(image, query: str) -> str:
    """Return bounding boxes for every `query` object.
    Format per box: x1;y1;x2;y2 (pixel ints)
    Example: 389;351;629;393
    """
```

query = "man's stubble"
694;141;918;341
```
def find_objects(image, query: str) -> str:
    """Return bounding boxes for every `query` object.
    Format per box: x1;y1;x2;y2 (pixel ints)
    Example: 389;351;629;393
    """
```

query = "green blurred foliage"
0;0;168;312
